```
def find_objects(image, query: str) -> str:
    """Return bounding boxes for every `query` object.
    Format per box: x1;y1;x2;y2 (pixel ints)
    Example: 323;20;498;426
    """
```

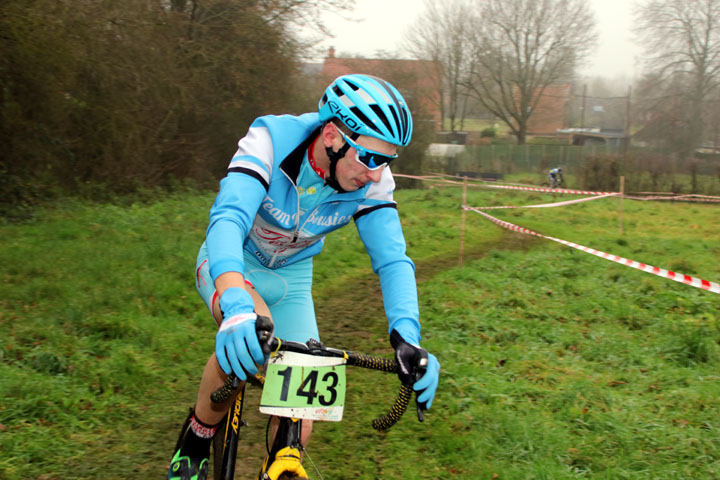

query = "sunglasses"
338;130;398;170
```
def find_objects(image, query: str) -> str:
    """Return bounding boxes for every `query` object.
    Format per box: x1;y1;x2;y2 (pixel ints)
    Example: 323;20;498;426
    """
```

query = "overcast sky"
308;0;641;81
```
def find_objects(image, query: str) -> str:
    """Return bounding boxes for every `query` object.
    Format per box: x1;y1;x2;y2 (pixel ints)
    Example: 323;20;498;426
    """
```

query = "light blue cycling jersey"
203;112;422;344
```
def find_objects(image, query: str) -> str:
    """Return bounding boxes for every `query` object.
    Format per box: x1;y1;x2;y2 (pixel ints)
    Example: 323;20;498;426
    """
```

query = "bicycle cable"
301;446;324;480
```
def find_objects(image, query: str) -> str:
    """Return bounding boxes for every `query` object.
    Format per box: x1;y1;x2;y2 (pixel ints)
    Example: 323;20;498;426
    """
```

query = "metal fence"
443;143;623;175
424;143;720;194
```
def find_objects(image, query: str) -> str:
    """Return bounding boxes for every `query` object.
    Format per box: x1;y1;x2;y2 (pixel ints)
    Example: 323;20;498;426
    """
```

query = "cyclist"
548;167;564;188
168;74;441;480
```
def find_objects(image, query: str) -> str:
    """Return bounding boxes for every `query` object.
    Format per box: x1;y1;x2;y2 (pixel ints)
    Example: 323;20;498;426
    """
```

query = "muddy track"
314;233;541;346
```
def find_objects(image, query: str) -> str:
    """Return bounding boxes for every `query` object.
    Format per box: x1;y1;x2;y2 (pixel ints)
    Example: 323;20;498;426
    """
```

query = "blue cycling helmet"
318;74;413;147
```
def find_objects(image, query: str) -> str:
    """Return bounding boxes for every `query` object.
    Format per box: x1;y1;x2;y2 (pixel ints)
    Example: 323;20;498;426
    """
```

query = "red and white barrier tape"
624;194;720;203
481;184;617;195
466;206;720;295
394;173;448;181
395;174;720;203
631;192;720;200
394;174;617;195
472;193;616;210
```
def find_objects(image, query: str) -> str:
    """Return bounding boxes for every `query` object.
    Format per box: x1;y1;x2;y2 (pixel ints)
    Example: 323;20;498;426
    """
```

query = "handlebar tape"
371;384;413;431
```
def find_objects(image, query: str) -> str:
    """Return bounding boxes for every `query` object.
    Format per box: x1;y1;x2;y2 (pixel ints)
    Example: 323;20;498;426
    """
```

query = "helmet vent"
400;108;410;143
332;86;344;97
351;107;381;134
371;104;394;133
345;80;361;91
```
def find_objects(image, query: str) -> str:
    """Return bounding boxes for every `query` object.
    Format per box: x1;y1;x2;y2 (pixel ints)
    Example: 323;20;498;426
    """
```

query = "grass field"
1;184;719;479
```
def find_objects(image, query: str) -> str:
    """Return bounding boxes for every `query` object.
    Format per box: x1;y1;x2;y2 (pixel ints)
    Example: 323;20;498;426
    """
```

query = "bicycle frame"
213;384;247;480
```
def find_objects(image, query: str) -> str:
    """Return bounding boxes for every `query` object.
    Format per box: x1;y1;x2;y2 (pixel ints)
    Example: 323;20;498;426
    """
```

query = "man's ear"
321;122;341;148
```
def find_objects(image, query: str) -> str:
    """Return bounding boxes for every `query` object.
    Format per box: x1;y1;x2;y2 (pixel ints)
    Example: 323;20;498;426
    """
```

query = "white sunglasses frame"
333;125;398;171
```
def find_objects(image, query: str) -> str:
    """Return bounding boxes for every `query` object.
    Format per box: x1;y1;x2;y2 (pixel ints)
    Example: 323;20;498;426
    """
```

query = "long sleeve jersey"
205;112;422;344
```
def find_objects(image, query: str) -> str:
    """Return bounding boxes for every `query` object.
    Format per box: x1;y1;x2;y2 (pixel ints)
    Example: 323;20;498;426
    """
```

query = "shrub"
480;127;497;138
579;154;621;191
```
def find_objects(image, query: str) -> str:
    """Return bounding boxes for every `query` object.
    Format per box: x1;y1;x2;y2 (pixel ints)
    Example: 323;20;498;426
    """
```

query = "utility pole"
580;84;587;129
624;86;632;157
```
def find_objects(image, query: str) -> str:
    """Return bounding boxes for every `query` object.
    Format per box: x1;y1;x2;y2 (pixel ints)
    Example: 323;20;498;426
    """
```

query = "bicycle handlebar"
210;316;415;431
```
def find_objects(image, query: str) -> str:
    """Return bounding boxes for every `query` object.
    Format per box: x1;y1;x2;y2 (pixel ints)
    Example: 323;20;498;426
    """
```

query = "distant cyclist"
548;167;564;188
167;74;441;480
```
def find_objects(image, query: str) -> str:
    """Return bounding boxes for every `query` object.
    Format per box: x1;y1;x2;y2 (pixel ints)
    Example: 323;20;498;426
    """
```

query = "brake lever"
255;315;274;355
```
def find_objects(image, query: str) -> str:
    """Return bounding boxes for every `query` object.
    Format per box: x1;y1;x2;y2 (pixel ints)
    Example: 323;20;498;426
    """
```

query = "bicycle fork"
258;417;308;480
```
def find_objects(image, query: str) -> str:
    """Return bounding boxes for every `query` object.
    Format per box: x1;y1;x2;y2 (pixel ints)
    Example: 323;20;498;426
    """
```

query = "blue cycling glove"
390;330;440;410
414;352;440;408
216;287;265;380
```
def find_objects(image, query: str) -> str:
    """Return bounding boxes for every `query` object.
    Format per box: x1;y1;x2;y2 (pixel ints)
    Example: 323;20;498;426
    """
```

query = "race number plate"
259;351;347;421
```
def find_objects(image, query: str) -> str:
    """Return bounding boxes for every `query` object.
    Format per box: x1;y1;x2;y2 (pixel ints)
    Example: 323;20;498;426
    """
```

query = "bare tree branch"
461;0;596;144
634;0;720;158
403;0;476;133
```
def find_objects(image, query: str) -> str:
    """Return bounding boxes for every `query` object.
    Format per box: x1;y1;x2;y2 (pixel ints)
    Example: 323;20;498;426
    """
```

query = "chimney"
328;46;335;59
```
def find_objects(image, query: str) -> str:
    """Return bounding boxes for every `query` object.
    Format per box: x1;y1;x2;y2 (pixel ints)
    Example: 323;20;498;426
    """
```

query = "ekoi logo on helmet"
327;101;361;132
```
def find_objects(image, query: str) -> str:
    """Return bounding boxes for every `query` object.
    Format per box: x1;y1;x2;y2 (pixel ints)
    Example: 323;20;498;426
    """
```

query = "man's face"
332;132;398;192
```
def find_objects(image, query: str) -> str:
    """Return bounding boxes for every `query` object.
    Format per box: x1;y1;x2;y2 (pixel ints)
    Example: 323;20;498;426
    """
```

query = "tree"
633;0;720;160
403;0;474;134
0;0;351;212
633;72;696;158
464;0;597;144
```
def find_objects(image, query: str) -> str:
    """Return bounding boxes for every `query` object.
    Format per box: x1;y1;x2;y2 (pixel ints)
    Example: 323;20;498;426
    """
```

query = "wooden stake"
459;176;467;268
619;175;625;235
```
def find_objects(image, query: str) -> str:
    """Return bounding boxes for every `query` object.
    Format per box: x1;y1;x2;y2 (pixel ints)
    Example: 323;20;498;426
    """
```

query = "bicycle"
192;316;427;480
541;176;565;189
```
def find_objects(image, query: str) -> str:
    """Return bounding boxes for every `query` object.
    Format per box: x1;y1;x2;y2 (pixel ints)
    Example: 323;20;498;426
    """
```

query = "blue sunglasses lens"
343;133;396;169
359;151;395;169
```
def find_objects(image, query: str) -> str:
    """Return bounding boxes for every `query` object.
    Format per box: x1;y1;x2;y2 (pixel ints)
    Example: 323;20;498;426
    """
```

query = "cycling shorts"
195;242;319;343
